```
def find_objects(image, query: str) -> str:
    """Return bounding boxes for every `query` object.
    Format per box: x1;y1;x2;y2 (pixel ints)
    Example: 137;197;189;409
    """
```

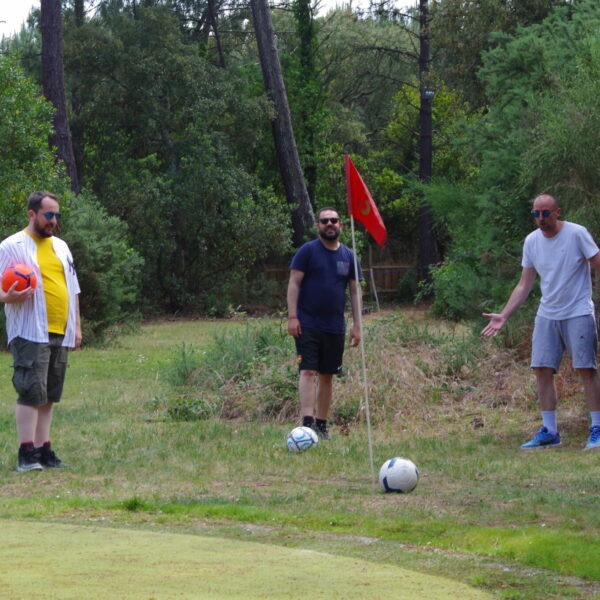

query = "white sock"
590;411;600;428
541;411;557;434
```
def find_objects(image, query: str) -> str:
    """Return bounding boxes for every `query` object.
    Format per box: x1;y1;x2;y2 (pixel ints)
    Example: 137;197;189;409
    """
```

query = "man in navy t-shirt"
287;207;362;439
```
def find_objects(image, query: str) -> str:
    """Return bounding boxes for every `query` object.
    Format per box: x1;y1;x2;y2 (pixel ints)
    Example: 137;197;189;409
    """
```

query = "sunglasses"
42;211;61;221
319;217;340;225
531;209;553;218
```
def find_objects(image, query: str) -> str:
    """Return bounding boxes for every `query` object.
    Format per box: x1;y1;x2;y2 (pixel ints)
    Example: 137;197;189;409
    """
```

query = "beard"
319;228;340;241
34;220;54;238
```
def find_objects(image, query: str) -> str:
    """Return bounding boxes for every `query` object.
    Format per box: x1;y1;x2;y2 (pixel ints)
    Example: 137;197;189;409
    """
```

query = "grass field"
1;310;599;599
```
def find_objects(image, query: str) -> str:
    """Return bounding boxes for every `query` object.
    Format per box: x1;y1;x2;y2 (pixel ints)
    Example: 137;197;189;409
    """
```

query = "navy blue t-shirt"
290;239;362;334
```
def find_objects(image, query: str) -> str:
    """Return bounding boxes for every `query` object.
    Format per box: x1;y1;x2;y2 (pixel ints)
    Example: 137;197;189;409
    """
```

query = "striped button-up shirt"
0;230;80;347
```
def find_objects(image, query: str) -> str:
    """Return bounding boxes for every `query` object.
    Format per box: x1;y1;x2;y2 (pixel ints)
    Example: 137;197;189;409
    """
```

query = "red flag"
345;155;387;246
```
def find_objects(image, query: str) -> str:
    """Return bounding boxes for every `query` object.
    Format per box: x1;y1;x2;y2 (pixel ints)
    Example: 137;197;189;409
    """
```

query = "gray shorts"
531;315;598;371
10;335;69;406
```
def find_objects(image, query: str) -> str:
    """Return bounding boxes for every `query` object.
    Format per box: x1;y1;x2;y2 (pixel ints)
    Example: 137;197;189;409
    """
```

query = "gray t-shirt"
522;221;599;319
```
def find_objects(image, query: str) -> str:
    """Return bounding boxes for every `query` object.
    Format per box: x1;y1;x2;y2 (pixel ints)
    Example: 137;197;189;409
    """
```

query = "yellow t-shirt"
27;232;69;335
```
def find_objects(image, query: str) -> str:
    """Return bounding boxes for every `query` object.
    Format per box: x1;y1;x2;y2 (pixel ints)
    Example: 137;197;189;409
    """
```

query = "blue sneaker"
584;425;600;450
520;426;561;449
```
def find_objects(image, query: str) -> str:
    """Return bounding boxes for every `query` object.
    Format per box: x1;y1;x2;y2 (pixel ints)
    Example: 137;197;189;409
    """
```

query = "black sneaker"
38;442;64;468
17;445;43;472
314;420;331;440
302;416;315;429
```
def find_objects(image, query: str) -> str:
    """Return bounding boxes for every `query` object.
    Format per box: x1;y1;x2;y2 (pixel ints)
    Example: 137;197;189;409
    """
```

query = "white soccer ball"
379;457;419;493
286;426;319;453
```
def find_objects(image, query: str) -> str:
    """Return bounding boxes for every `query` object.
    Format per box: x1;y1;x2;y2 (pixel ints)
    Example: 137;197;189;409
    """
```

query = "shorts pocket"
12;359;42;401
47;350;68;402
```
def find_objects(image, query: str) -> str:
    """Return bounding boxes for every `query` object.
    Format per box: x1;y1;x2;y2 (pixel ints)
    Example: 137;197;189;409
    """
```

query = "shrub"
165;392;219;421
0;55;71;236
61;195;144;343
162;320;297;422
164;343;200;387
397;268;418;302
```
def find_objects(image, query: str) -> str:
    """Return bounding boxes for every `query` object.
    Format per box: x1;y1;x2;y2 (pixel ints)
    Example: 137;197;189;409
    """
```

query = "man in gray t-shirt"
482;194;600;450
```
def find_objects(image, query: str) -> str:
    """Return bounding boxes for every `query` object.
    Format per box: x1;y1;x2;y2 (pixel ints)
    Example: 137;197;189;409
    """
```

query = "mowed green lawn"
2;520;495;600
0;315;599;600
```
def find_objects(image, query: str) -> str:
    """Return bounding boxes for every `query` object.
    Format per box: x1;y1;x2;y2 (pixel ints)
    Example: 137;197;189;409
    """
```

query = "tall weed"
162;311;537;429
164;342;200;386
163;320;297;421
332;311;530;428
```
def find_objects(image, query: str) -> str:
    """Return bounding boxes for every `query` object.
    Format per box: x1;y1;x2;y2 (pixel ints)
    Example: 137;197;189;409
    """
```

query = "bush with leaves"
0;55;71;236
61;195;144;343
163;321;297;422
0;55;143;344
425;1;600;321
63;6;291;313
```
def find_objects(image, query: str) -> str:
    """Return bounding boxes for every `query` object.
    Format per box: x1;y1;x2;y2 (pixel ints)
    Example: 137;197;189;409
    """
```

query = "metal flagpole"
368;245;380;310
369;268;380;310
349;215;376;487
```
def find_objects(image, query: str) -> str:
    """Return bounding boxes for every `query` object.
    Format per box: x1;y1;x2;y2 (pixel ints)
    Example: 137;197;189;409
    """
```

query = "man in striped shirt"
0;191;81;472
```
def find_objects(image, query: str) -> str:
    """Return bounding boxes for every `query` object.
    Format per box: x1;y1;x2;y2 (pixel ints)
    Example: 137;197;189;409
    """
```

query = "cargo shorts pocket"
47;350;68;402
12;359;43;403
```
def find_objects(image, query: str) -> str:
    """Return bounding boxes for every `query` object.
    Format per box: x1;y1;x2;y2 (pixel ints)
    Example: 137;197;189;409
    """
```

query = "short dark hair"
317;206;341;219
27;190;58;212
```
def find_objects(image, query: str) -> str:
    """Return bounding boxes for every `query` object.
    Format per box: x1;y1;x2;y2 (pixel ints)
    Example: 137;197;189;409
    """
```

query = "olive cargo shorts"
10;335;68;406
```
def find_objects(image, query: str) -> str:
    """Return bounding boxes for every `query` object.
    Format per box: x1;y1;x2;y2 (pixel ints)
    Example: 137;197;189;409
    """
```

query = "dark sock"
302;416;314;428
316;418;327;429
20;442;35;451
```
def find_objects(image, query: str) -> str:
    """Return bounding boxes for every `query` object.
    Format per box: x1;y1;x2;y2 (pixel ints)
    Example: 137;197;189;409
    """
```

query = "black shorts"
294;327;345;375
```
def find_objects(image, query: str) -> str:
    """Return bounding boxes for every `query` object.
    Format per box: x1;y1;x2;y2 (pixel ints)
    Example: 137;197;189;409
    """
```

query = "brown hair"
27;191;58;212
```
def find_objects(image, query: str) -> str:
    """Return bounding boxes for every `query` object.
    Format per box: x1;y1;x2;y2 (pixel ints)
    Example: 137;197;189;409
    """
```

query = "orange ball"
2;264;37;292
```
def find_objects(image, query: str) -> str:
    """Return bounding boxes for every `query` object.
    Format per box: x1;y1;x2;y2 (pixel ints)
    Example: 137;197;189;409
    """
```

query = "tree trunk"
71;0;85;184
41;0;80;194
74;0;84;26
417;0;438;280
207;0;226;68
293;0;322;205
250;0;314;246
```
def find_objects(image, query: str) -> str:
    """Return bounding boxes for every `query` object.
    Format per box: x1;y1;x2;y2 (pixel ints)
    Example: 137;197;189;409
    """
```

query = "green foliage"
62;6;291;312
163;342;200;387
164;312;493;426
428;261;485;321
6;0;599;332
364;311;485;377
332;396;360;425
426;1;600;321
313;8;416;235
61;195;144;343
396;268;418;302
0;55;143;343
0;9;41;79
285;0;328;201
431;0;565;107
0;55;71;235
367;82;481;260
200;321;293;387
316;9;415;140
163;320;297;421
166;392;219;421
383;82;479;183
522;34;600;223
